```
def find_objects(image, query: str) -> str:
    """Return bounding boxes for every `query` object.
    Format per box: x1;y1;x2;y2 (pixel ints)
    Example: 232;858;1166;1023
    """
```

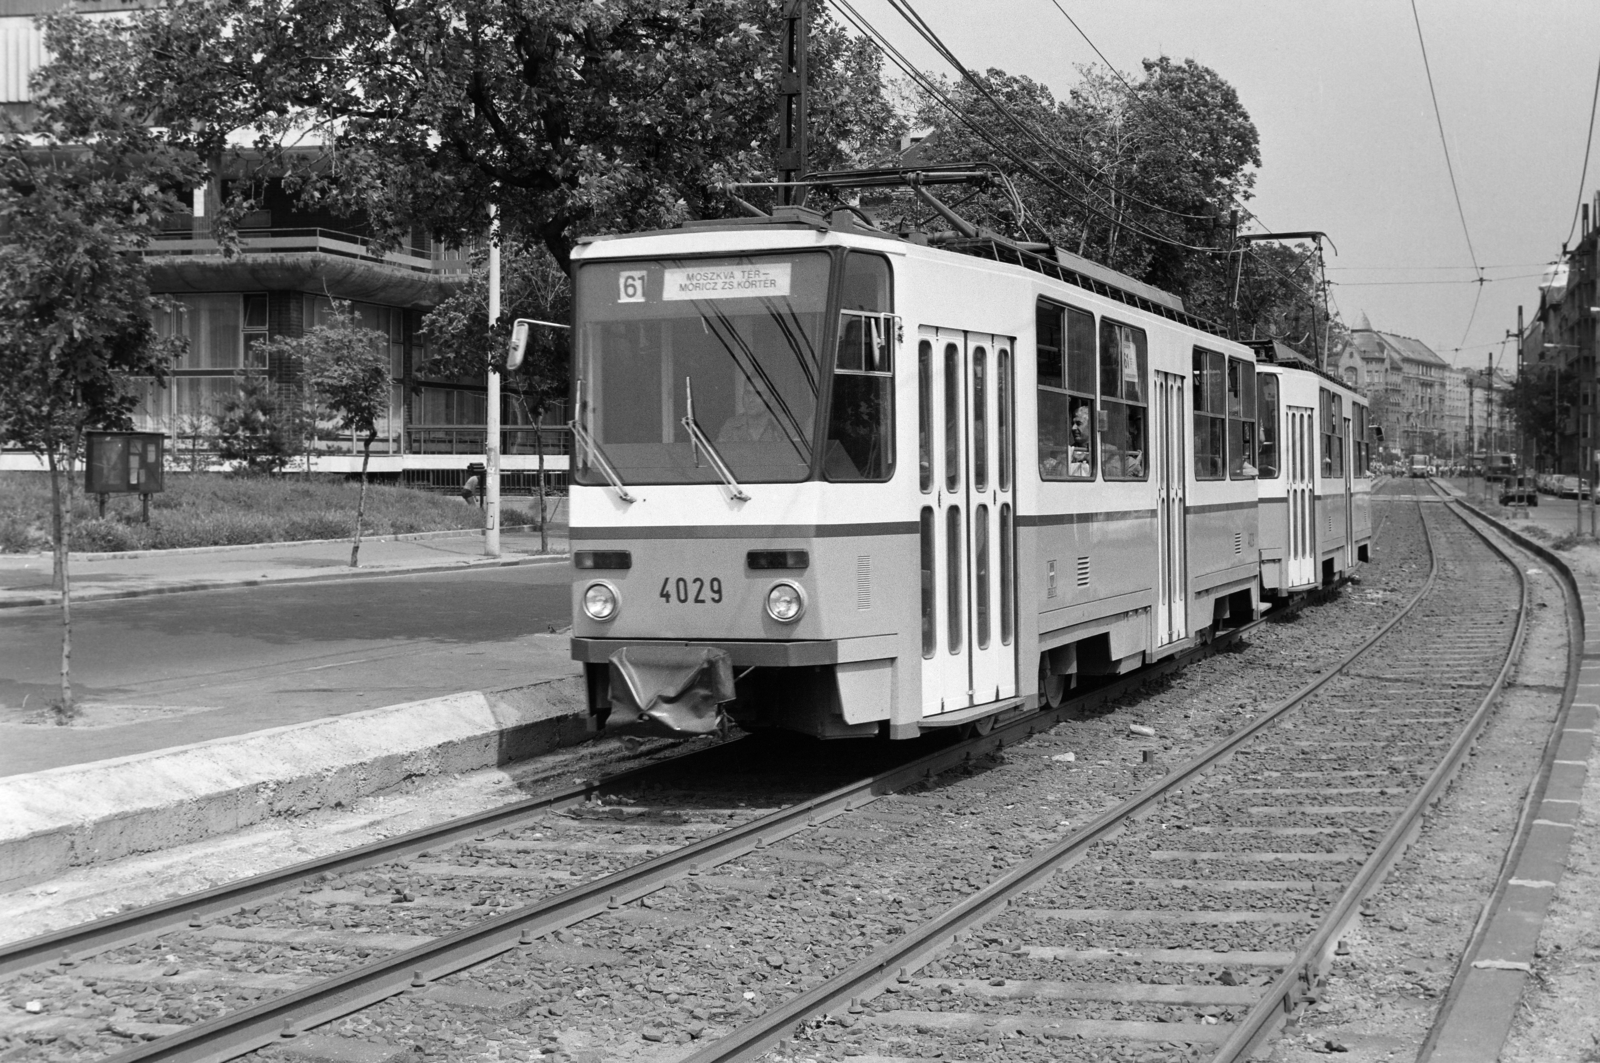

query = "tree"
45;0;902;273
421;240;570;550
215;368;298;475
1504;363;1577;471
265;305;391;566
0;15;204;717
897;58;1337;343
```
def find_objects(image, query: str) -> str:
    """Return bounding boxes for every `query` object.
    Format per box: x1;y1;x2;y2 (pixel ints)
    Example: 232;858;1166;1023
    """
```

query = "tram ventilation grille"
856;555;872;610
1234;531;1243;555
1076;556;1091;587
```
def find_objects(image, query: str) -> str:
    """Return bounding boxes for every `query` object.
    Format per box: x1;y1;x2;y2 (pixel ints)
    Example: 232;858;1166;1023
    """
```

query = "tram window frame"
1227;357;1258;479
824;252;896;483
920;507;936;658
1319;389;1345;478
1099;319;1149;481
997;347;1013;491
918;339;933;493
973;346;989;493
1036;301;1096;481
1354;404;1371;477
1257;374;1281;479
1193;348;1226;481
944;341;962;492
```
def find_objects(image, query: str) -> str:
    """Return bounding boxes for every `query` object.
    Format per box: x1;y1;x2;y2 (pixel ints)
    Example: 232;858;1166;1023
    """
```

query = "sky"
843;0;1600;372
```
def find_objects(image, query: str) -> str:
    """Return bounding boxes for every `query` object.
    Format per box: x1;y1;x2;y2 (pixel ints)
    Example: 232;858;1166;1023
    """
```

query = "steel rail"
81;581;1318;1063
0;741;703;977
679;494;1445;1063
1214;494;1534;1061
1;574;1316;981
1414;494;1584;1061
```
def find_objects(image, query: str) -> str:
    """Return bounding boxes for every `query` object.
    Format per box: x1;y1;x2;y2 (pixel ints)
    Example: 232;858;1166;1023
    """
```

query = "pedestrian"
462;473;481;506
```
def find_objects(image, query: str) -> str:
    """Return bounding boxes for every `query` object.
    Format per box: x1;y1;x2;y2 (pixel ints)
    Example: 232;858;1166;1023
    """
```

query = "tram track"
0;564;1383;1063
0;487;1460;1063
675;484;1545;1063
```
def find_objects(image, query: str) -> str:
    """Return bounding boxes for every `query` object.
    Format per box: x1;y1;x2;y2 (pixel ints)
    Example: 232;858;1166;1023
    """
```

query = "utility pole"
776;0;808;207
485;202;501;558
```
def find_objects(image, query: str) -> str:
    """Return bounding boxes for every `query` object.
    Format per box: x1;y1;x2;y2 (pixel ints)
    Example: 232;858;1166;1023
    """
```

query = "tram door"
920;327;1019;716
1153;371;1188;647
1343;415;1355;567
1286;407;1317;586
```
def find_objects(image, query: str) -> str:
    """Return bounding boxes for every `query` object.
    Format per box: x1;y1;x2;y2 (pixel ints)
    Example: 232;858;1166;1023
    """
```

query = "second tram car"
566;205;1366;740
1249;342;1373;596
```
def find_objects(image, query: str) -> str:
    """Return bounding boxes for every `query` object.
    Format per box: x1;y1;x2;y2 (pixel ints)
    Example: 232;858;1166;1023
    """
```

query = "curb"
0;551;572;610
1421;493;1593;1061
0;677;590;891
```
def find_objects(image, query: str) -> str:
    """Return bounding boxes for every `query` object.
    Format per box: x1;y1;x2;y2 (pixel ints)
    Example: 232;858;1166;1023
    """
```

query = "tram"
562;192;1362;740
1249;342;1373;596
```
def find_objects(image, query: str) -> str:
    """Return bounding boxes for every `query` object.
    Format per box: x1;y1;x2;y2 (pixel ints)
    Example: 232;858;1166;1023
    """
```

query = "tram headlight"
583;581;619;621
765;581;805;623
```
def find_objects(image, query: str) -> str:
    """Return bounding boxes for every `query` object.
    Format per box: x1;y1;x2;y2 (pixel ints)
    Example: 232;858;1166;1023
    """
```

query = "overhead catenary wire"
1563;47;1600;246
866;0;1226;233
1407;0;1483;294
1037;0;1275;235
829;0;1225;253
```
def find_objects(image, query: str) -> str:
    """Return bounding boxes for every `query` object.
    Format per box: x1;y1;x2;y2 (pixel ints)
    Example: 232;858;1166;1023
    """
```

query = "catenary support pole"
486;203;502;558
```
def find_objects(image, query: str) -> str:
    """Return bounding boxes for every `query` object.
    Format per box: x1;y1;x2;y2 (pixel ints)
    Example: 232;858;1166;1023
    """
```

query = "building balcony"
144;226;470;308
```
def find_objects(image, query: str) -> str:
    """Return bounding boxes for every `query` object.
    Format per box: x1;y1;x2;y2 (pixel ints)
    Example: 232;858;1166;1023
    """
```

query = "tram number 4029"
659;576;724;605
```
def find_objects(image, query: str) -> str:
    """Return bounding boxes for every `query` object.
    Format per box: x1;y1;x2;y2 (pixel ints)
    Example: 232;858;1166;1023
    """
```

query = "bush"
0;471;511;552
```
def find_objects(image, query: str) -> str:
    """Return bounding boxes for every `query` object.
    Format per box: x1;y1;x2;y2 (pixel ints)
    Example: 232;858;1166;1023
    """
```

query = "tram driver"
718;373;784;443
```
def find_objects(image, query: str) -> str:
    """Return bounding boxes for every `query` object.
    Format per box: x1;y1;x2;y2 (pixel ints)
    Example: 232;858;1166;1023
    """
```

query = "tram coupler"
603;645;736;736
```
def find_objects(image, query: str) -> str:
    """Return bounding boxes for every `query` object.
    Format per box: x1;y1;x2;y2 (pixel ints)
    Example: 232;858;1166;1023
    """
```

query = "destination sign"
661;263;791;300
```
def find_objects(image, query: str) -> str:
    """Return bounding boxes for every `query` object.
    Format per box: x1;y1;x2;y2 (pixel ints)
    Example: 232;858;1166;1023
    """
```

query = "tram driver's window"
1099;320;1148;480
1036;301;1095;480
825;253;895;481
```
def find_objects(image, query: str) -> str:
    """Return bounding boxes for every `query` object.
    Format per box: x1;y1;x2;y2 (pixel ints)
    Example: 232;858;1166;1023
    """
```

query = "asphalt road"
1;563;576;775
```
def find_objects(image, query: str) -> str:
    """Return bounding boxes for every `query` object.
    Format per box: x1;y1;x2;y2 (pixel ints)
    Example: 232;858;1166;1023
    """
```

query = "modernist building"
1;0;567;483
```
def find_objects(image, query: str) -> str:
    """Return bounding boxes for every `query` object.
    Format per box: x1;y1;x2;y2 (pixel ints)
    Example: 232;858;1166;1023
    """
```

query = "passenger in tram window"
1103;405;1146;478
719;373;784;443
1068;401;1092;477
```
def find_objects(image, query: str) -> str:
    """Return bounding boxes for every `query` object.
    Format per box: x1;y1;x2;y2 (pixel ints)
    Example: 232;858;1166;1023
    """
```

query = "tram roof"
577;205;1243;339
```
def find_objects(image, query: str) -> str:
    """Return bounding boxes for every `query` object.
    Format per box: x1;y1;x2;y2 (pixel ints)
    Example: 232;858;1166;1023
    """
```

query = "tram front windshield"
574;253;831;485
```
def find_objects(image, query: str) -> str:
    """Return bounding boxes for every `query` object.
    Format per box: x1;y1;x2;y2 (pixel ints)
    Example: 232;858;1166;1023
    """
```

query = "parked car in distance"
1556;475;1592;499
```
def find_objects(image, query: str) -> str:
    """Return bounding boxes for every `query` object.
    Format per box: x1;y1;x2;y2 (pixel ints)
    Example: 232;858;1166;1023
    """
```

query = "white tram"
566;206;1354;739
1248;341;1373;596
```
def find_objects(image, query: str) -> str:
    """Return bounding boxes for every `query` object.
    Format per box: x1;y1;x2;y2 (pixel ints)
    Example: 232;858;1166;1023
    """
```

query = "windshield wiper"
568;417;636;504
681;376;751;502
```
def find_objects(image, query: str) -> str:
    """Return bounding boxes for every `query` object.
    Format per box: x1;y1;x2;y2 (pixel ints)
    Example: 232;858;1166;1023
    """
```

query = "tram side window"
1333;394;1345;477
1319;389;1334;477
1355;404;1371;476
1037;301;1096;480
1258;374;1280;478
825;253;895;481
1193;348;1226;480
1319;389;1344;478
1228;357;1258;478
1100;320;1148;480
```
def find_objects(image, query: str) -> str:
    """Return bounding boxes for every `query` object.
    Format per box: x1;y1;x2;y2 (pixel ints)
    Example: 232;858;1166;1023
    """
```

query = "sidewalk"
0;527;571;609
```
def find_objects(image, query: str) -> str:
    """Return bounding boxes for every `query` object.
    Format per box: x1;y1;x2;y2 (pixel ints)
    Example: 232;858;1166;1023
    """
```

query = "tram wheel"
1039;654;1067;709
958;714;996;740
